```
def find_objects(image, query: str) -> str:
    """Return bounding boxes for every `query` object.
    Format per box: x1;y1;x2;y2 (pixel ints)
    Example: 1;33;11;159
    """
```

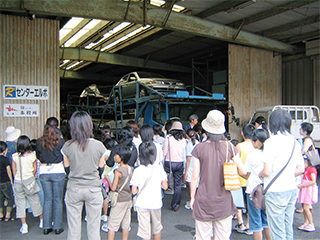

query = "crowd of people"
0;109;318;240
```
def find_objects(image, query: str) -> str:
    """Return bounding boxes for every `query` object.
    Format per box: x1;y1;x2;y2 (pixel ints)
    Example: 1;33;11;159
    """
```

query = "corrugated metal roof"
1;0;319;94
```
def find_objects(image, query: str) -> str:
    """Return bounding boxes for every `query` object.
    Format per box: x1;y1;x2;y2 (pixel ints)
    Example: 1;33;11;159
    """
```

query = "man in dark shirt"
183;114;198;131
0;141;14;222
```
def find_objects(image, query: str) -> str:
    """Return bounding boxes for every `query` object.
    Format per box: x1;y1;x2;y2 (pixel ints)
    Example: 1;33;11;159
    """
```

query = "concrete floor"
0;178;319;240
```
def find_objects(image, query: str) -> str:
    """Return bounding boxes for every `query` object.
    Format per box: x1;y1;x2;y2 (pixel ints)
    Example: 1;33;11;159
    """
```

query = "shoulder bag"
108;166;131;207
250;184;265;210
166;136;174;190
305;145;320;166
223;141;240;190
251;139;295;209
19;156;40;195
262;139;296;195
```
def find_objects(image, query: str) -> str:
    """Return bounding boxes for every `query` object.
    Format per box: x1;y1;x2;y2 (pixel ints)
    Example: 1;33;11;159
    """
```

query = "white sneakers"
101;223;108;233
39;219;43;229
101;215;108;222
185;201;191;210
20;224;28;234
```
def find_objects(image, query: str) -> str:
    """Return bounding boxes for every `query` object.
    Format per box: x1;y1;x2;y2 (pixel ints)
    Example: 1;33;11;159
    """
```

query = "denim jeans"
164;161;184;211
247;193;268;232
265;189;296;240
40;173;65;230
36;177;44;207
65;187;103;240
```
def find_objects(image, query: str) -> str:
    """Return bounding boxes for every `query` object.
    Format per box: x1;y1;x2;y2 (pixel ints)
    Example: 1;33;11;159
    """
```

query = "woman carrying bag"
190;110;246;240
163;121;186;212
259;109;304;240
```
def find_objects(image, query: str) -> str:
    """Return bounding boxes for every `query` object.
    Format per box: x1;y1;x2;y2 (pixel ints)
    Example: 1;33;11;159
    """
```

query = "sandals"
235;222;247;233
304;224;316;232
298;223;308;230
0;217;4;222
4;217;15;222
298;223;316;232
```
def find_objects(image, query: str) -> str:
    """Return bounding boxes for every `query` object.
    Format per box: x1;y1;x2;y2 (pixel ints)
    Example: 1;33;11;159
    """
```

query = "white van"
250;105;320;148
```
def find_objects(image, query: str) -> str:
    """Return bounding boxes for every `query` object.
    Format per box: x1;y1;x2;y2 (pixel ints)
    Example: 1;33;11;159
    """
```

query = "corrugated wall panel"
228;44;282;141
282;57;314;105
0;14;59;140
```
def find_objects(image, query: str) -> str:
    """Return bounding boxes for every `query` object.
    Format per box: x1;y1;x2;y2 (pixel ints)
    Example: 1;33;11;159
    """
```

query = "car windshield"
137;72;165;78
151;101;223;126
168;102;217;126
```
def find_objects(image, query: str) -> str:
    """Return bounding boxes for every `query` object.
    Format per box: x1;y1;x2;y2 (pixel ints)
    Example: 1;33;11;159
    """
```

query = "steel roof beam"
140;36;209;60
70;20;112;48
195;0;249;19
256;14;320;37
59;19;91;46
281;30;320;44
60;69;118;82
228;0;319;28
59;47;191;72
1;0;294;53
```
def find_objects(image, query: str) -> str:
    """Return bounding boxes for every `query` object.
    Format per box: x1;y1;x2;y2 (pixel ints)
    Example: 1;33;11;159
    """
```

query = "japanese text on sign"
3;85;49;100
3;104;39;117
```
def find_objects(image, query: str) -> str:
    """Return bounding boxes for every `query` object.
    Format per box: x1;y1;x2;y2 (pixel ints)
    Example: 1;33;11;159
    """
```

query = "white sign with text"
3;104;39;117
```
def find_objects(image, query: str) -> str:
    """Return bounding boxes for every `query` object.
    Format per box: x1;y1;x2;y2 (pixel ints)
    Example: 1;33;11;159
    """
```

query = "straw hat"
5;126;21;141
170;121;184;131
201;110;226;134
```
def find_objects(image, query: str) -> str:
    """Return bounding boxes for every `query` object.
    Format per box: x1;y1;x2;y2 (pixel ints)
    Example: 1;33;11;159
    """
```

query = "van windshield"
251;112;270;125
168;101;225;127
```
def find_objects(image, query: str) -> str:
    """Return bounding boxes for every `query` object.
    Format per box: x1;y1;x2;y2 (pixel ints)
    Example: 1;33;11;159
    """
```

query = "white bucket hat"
201;110;226;134
5;126;21;141
170;121;184;131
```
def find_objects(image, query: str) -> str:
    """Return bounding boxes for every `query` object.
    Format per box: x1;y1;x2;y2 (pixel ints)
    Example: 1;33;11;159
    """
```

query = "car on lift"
115;71;186;98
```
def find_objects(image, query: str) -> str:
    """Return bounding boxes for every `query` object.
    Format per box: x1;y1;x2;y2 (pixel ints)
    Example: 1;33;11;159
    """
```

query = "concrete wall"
228;44;282;141
0;14;59;140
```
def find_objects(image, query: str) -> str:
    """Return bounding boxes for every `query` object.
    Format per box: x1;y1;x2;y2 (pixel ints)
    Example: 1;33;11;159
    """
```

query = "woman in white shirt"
259;109;304;240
